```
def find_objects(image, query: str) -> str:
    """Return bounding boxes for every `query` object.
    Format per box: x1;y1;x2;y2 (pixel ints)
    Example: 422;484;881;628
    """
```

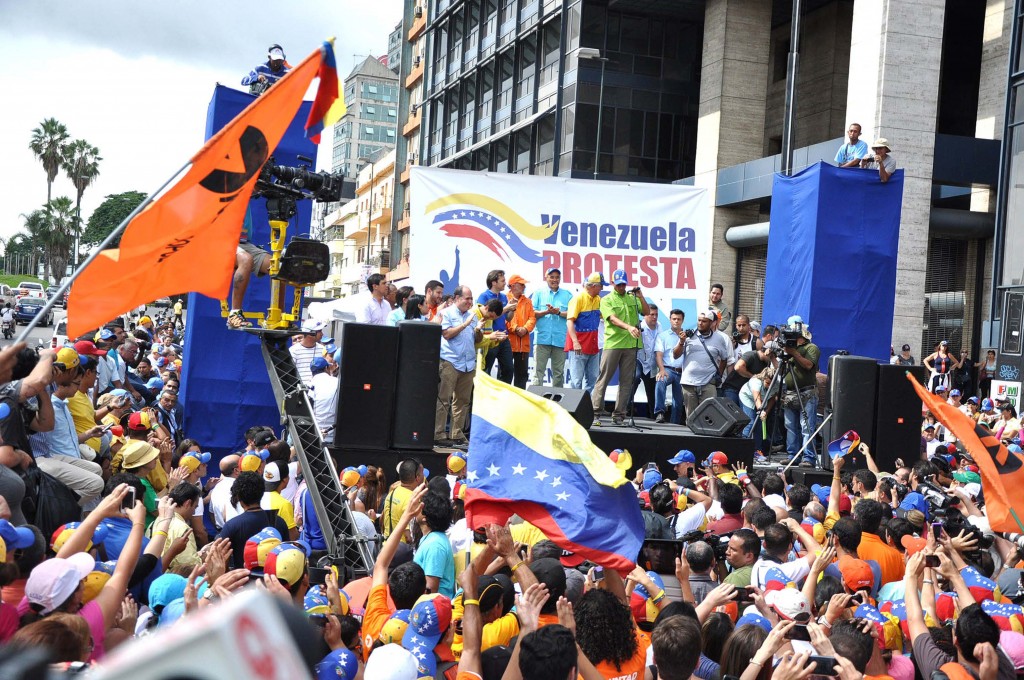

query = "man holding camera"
720;315;766;409
674;309;730;418
779;317;821;467
591;269;649;426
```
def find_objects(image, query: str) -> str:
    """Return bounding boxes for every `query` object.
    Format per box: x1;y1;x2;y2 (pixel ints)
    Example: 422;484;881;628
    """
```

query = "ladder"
254;330;374;577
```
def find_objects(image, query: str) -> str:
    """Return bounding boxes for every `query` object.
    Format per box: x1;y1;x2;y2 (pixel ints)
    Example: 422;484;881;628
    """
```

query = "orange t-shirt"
858;533;905;586
361;584;393;661
593;628;650;680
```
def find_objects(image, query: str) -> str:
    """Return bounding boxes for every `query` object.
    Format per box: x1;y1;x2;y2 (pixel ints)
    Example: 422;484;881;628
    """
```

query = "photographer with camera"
241;44;291;96
720;315;765;410
673;309;730;419
778;317;821;468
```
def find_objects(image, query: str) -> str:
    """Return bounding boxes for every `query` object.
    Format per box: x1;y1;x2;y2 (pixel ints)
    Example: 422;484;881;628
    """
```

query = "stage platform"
331;416;756;479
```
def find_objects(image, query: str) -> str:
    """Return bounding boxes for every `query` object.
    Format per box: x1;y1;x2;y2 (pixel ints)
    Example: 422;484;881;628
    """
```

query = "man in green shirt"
591;269;649;426
720;528;760;587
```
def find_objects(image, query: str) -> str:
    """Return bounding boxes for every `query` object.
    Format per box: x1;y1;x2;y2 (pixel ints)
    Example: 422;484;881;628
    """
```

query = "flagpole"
14;162;190;344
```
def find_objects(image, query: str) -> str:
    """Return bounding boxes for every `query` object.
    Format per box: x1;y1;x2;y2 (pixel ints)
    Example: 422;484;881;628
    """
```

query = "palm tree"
18;211;48;280
29;118;70;205
62;139;102;267
43;198;76;283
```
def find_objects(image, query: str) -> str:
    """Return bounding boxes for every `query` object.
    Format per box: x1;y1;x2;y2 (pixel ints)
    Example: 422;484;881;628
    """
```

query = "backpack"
21;465;81;540
642;511;674;540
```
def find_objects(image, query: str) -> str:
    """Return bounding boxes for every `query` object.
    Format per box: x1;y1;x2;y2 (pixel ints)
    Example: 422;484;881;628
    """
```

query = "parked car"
17;282;44;300
14;296;53;326
153;297;172;308
51;319;68;349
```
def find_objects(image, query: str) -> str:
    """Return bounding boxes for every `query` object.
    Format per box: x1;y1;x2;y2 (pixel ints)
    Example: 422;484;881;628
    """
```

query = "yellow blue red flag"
464;370;644;572
305;40;343;143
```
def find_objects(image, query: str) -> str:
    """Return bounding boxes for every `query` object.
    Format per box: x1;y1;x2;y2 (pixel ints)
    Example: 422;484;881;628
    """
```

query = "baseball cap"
950;389;961;397
139;316;152;325
705;451;729;466
697;309;717;321
446;452;467;475
50;521;107;553
612;269;628;285
609;448;632;471
923;424;936;431
934;384;948;393
765;588;811;621
264;461;286;484
82;564;115;604
983;398;994;410
668;450;695;465
837;556;874;593
902;344;911;351
72;340;106;357
120;441;160;470
968;396;980;404
402;594;453;677
301;319;325;334
304;588;332;615
897;492;929;520
269;46;285;60
545;267;561;276
265;544;307;586
54;347;81;372
179;451;211;474
146;377;165;391
244;528;283;572
316;649;359;680
310;357;329;374
1001;631;1024;671
529;558;567;602
749;321;762;333
508;274;528;287
240;453;265;472
477;575;506;612
584;272;608;287
94;328;116;342
149;573;188;611
364;644;419;680
128;411;158;432
253;431;275;448
25;554;96;615
828;430;861;460
737;612;773;633
900;535;927;556
378;609;412;644
953;470;981;484
642;469;663;491
940;340;949;346
341;467;362;488
0;519;40;554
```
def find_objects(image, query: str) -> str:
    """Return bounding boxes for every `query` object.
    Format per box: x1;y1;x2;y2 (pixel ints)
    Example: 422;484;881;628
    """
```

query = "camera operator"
720;335;775;411
673;309;730;418
779;317;821;468
241;44;291;95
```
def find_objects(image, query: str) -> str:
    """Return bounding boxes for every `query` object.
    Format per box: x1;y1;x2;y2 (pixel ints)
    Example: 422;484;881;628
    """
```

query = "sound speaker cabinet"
824;355;878;470
873;364;926;471
391;322;442;450
686;397;750;437
335;323;398;450
526;386;595;430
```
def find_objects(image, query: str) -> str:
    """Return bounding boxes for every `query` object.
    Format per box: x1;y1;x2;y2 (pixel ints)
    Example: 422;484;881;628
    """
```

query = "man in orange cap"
505;275;535;390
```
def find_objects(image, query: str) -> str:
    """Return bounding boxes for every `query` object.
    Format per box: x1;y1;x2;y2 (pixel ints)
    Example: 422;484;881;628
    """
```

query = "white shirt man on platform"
357;273;392;325
290;320;324;387
309;357;339;445
435;286;479;446
210;454;241;530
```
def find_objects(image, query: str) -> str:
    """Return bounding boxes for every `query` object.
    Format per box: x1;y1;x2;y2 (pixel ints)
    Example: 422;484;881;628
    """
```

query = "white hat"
301;319;325;334
263;461;284;484
364;644;419;680
269;47;285;60
25;554;96;615
870;138;891;151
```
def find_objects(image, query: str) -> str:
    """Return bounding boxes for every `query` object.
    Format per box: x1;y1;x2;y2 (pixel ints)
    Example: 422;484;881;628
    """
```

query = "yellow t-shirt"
174;302;183;315
263;491;296;529
473;305;499;352
67;391;100;453
381;485;413;541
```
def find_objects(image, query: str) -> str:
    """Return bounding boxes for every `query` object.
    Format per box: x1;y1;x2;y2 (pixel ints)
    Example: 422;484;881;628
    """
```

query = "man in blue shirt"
835;123;868;167
478;270;515;384
30;376;104;506
636;304;662;416
530;268;573;387
654;309;687;424
436;286;479;445
241;44;291;95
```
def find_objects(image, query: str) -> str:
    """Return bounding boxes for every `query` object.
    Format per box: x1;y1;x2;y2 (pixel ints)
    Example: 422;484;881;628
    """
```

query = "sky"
0;0;402;251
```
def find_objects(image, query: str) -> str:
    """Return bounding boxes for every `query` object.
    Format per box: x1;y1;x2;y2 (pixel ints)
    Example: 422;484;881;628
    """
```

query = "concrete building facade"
330;56;401;181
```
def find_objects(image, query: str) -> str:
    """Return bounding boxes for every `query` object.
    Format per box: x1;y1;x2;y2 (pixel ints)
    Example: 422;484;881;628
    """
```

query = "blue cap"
545;267;561;276
667;450;695;465
146;377;165;391
316;649;359;680
612;269;628;285
325;343;337;355
321;337;334;346
642;469;663;491
0;519;36;550
97;328;116;341
159;598;186;627
950;389;961;397
982;398;994;410
827;430;861;460
737;612;773;633
898;492;929;519
109;388;130;399
149;573;188;610
810;484;831;505
310;357;329;373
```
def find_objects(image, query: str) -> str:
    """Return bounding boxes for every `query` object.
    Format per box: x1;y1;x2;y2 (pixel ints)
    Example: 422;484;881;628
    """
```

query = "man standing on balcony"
357;273;391;325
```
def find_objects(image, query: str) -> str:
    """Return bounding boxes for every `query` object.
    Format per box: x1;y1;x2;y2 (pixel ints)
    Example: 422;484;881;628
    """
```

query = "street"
0;307;67;351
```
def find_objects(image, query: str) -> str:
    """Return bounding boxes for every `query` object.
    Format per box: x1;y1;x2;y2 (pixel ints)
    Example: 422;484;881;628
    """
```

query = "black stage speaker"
277;237;330;285
873;364;926;471
791;467;834;489
686;397;750;437
823;355;878;470
526;386;594;430
391;321;442;450
335;323;398;450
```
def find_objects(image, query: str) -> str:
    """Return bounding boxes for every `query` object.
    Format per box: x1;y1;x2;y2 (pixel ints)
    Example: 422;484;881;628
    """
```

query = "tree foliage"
29;118;69;204
82;191;146;248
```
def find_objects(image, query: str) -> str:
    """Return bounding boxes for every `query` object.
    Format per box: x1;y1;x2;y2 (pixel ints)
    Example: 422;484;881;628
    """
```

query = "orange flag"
907;373;1024;532
67;46;326;338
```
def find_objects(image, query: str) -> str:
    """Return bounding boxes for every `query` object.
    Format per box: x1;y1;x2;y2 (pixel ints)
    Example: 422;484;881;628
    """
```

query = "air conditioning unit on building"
415;6;423;17
408;152;418;164
411;104;419;115
414;56;422;67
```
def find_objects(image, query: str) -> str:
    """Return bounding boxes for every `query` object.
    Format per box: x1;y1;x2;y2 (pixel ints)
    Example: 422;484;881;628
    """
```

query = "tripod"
622;290;650;432
755;352;818;467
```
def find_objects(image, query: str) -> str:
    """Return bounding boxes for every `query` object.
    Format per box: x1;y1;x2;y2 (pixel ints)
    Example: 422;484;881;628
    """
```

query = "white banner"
992;380;1021;410
409;167;711;321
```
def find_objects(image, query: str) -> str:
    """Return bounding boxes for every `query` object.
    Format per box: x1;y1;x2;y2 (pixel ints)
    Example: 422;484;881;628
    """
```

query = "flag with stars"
464;370;644;572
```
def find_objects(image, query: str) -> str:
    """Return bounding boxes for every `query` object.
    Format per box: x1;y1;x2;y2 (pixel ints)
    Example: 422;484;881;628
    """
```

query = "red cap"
74;340;106;357
710;451;729;465
838;494;852;514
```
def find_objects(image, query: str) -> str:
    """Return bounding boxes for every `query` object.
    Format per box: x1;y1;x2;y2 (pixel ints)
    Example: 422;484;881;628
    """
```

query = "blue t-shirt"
414;530;455;598
477;290;508;332
835;140;868;165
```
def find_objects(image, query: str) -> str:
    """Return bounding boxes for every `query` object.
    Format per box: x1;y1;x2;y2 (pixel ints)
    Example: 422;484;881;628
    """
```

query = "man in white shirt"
356;273;391;325
309;357;339;444
750;518;822;589
210;453;241;530
290;320;324;386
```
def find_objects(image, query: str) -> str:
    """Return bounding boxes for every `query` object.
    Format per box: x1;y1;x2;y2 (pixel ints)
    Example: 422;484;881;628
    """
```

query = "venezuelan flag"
907;373;1024;533
305;40;345;144
464;370;644;572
